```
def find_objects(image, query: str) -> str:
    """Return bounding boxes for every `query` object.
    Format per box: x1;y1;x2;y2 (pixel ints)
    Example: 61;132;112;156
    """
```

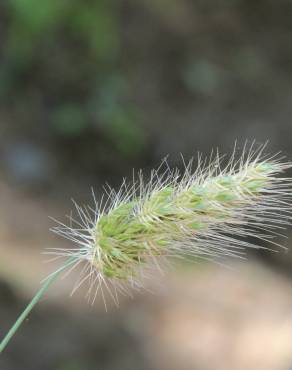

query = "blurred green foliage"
1;0;145;159
2;0;292;172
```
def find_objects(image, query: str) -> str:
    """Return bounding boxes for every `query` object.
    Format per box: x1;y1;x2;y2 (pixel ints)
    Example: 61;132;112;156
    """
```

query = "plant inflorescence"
1;143;292;353
49;143;292;305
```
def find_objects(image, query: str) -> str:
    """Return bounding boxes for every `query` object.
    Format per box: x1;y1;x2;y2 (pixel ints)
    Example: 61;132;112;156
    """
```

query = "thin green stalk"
0;257;77;353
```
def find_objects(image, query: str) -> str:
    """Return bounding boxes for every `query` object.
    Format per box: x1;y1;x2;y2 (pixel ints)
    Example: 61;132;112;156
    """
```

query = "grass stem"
0;257;77;353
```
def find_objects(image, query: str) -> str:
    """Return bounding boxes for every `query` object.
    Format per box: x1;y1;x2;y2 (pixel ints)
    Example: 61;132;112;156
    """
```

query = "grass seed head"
49;143;292;305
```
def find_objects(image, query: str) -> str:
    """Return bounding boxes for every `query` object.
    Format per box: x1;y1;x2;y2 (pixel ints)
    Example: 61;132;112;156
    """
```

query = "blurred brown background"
1;1;292;369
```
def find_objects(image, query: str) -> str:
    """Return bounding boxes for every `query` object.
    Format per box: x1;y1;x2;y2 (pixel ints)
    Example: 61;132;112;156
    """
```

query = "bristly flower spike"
1;143;292;352
48;143;292;305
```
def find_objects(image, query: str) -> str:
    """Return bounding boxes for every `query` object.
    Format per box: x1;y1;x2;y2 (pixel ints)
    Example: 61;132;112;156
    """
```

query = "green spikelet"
1;144;292;353
47;146;292;302
92;160;291;281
